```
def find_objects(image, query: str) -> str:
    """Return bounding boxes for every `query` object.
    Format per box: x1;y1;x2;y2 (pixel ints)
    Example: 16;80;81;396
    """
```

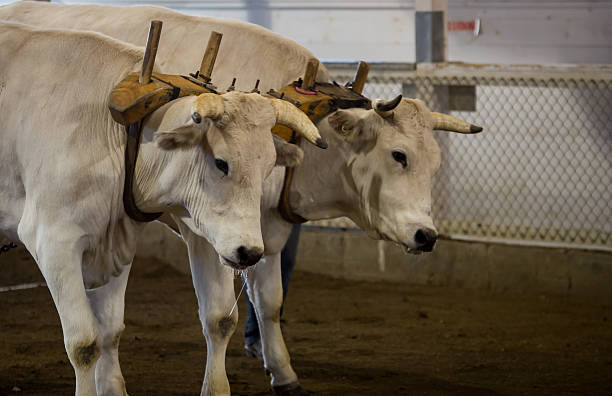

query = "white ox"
0;3;482;395
0;21;324;396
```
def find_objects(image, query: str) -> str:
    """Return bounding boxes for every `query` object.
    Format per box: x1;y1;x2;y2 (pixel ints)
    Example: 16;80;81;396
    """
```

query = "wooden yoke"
269;57;371;143
112;24;228;223
271;58;320;141
121;21;167;222
109;29;223;126
269;59;373;224
273;58;373;224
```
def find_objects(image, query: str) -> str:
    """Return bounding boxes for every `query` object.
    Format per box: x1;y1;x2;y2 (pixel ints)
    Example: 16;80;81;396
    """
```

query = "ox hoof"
244;339;263;360
273;381;309;396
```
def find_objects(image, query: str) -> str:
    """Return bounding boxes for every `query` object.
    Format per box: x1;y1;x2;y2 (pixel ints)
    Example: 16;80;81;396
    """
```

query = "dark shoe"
273;381;309;395
244;339;263;360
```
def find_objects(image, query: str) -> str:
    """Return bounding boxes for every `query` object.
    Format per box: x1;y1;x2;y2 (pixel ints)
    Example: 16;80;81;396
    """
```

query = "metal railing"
312;61;612;251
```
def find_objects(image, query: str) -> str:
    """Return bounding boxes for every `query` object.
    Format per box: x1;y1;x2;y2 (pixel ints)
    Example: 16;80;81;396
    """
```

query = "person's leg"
279;224;301;316
244;224;301;356
243;281;261;352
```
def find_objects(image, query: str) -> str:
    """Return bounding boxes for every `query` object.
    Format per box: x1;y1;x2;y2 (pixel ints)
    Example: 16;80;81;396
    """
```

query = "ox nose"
414;228;438;252
237;246;263;267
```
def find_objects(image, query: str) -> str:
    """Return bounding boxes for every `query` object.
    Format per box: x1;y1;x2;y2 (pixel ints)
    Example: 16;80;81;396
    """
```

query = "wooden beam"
139;20;162;85
301;58;319;91
351;61;369;94
198;31;223;83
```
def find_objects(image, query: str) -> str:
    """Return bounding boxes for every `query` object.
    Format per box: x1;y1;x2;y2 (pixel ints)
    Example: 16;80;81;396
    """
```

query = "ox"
0;3;482;395
0;21;324;396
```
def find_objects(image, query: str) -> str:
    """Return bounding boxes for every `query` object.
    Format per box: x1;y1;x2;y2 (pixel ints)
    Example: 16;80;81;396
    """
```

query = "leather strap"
278;165;307;224
123;122;163;222
276;127;307;224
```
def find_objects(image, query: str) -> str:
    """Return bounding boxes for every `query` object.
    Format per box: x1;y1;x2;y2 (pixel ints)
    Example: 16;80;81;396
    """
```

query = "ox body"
0;3;481;395
0;1;329;93
0;20;326;396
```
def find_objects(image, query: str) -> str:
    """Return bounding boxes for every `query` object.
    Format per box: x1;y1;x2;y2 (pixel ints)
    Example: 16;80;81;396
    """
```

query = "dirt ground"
1;246;611;396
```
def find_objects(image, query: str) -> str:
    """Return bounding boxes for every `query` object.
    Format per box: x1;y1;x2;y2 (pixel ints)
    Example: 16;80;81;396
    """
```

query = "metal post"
415;0;451;222
414;0;449;111
415;0;447;63
246;0;271;29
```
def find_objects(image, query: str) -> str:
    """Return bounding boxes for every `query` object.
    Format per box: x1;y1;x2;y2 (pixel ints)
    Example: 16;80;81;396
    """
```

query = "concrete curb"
135;222;612;298
296;227;612;298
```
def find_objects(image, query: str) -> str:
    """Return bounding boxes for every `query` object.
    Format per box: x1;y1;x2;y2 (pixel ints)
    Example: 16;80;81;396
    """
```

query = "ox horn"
268;98;328;149
192;93;225;123
374;94;402;118
431;112;483;134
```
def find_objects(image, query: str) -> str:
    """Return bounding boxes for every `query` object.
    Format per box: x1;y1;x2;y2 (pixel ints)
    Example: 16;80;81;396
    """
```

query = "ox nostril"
237;246;263;266
415;229;428;245
414;228;438;252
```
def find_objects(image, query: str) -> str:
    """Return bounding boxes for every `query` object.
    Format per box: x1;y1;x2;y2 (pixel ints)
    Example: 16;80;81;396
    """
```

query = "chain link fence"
313;62;612;251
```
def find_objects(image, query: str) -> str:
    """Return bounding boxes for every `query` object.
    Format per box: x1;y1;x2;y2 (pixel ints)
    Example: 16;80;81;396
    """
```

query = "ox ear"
154;118;213;150
273;134;304;167
328;110;362;138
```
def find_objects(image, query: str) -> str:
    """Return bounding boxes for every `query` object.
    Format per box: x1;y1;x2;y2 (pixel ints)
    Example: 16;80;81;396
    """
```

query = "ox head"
317;95;481;254
142;91;322;269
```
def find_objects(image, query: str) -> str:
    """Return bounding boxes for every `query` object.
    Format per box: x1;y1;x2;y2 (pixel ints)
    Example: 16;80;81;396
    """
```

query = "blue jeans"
244;224;301;345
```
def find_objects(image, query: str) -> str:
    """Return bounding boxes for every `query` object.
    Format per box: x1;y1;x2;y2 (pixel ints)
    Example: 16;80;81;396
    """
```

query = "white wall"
268;1;612;64
271;7;415;63
3;0;609;65
448;2;612;65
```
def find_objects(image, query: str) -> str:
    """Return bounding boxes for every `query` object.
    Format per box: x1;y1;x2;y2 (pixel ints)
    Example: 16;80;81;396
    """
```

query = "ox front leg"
87;263;132;396
180;225;237;396
246;253;302;395
26;230;100;396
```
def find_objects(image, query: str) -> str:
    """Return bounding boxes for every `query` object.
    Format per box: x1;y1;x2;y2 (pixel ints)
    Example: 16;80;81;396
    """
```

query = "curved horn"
192;93;225;122
431;112;483;134
268;98;328;149
374;94;402;118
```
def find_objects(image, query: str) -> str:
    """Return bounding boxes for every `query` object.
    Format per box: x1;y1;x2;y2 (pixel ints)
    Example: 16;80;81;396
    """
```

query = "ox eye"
392;151;408;168
215;158;229;175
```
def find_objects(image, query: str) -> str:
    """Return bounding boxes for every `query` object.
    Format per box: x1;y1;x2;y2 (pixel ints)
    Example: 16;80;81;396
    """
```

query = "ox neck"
288;129;356;221
129;123;173;215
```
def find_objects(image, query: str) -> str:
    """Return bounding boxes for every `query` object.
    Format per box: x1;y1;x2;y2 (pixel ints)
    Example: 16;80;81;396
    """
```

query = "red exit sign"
448;20;476;31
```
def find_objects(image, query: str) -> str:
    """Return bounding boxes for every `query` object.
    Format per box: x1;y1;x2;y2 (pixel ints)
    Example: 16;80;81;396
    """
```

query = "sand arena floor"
1;247;611;395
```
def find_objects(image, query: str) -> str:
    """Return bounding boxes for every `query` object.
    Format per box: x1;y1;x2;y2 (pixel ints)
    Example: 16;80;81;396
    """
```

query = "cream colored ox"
0;1;329;93
0;21;324;396
0;3;482;395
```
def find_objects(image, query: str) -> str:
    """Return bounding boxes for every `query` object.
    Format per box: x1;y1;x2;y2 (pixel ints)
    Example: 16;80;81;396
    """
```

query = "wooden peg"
251;79;260;94
139;20;163;85
198;31;223;83
351;61;369;94
227;77;236;92
301;58;319;91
